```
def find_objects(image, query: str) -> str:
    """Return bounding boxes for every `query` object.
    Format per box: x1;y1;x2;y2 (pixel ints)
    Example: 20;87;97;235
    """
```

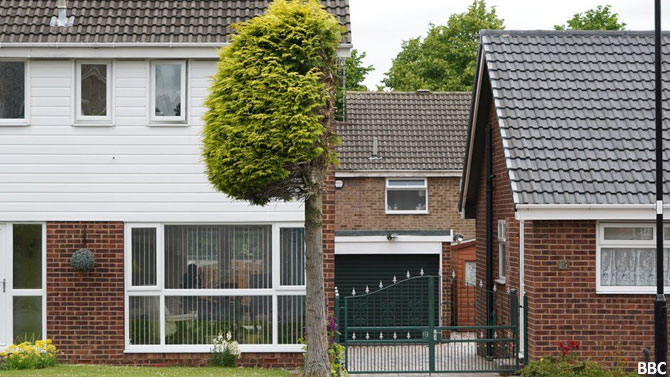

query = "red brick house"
335;91;475;325
0;0;350;367
459;30;668;364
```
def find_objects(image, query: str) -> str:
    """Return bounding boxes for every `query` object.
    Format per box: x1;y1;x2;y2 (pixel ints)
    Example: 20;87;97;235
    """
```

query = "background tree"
202;1;344;376
383;0;504;92
554;5;626;30
336;48;374;119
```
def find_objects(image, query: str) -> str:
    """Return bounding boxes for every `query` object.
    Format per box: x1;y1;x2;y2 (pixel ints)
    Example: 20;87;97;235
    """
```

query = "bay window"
597;223;670;293
125;223;305;352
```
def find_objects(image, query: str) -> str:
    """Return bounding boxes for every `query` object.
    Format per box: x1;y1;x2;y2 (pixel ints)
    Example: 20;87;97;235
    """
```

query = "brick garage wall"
525;220;655;367
334;176;475;240
45;166;335;368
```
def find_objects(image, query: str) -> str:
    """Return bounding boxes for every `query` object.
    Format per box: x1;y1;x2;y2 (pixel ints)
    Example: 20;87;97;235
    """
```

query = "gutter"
335;170;461;178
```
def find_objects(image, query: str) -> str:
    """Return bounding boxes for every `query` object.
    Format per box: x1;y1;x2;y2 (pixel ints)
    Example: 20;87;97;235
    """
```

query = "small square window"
0;62;26;121
151;61;186;123
76;61;112;123
386;178;428;213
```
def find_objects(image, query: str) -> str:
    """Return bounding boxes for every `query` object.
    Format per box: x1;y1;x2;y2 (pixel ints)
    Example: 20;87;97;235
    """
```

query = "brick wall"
46;221;126;364
45;164;335;368
525;220;655;366
334;176;475;240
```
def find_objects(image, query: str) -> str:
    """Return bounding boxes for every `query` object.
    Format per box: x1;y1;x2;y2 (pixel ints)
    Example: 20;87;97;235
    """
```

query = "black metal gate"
335;273;528;374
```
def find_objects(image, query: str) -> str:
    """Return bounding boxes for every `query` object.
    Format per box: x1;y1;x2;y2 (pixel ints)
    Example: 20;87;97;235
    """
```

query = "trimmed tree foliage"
383;0;504;92
203;1;344;376
554;5;626;31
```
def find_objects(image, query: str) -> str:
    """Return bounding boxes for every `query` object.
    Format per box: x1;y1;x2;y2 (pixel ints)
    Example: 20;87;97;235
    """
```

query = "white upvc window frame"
75;60;113;124
150;60;187;123
595;222;670;294
0;59;30;126
385;178;429;214
497;219;507;284
124;222;306;354
1;222;47;346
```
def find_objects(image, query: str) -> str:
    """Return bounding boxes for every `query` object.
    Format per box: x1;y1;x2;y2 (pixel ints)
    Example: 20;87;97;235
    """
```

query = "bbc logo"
639;362;667;375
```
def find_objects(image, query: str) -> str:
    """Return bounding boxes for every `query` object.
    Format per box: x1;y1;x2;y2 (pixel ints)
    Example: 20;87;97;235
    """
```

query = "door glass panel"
13;224;42;289
13;296;41;343
80;64;108;116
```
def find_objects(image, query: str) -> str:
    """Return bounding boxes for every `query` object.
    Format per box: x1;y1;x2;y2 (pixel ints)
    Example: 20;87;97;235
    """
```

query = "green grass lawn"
0;365;292;377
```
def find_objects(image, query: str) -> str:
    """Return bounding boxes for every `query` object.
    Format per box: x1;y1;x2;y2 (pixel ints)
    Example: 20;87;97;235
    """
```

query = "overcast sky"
350;0;670;89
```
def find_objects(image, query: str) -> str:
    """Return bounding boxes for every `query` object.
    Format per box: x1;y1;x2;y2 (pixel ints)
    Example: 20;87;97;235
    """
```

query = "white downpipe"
519;220;525;360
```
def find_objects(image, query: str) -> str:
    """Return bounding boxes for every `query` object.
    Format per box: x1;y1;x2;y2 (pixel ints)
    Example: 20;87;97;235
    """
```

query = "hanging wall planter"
71;248;95;272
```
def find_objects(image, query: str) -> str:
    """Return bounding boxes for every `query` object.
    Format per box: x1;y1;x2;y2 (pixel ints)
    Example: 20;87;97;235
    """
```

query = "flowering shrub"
0;339;58;370
522;340;635;377
327;315;347;377
209;331;240;367
558;340;580;357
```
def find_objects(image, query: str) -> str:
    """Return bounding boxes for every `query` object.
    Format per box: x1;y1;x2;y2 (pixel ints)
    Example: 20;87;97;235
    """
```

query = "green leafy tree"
202;1;344;375
554;5;626;30
336;48;374;119
383;0;504;91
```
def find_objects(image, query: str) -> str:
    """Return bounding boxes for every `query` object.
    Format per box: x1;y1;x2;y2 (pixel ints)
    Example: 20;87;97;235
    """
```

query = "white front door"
0;224;10;349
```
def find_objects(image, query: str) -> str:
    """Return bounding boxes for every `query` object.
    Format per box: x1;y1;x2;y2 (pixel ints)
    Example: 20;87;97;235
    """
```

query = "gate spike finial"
407;332;411;339
352;332;356;340
506;287;511;294
393;332;398;340
365;332;370;340
379;332;383;340
406;270;411;279
365;285;370;294
420;268;424;276
392;275;397;284
479;331;484;338
479;280;483;288
493;285;497;292
379;281;383;289
352;288;356;296
451;270;456;279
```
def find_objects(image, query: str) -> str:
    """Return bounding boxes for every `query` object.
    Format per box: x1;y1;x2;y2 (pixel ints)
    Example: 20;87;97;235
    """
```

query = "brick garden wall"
334;176;475;240
44;166;335;368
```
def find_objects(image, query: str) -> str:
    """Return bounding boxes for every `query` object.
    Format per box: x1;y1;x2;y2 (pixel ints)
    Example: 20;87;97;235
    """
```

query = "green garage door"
335;254;440;331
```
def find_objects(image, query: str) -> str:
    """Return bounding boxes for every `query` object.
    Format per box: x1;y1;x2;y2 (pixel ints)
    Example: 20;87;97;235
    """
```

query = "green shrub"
0;339;59;370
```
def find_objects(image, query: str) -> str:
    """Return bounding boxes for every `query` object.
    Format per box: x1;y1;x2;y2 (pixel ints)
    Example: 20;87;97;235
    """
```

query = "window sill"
386;211;429;215
148;123;190;127
72;123;114;127
495;278;506;285
0;121;29;127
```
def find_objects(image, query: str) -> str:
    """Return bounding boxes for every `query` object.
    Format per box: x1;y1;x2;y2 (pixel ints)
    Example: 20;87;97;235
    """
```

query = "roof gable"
337;91;471;172
462;30;670;210
0;0;351;44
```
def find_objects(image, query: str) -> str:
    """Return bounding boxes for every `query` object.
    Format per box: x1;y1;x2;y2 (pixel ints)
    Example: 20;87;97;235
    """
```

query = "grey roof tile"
0;0;351;44
337;91;471;171
481;30;670;205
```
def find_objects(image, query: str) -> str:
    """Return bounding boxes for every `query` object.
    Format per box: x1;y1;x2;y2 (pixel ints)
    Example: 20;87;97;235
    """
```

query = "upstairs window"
151;61;186;122
76;61;112;123
0;61;27;124
386;178;428;214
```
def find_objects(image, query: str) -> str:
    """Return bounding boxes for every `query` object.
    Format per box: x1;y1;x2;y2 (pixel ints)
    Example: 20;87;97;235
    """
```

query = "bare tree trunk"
303;166;329;377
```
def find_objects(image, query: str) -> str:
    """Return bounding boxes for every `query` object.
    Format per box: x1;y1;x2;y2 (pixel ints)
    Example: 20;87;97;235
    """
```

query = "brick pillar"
46;221;125;364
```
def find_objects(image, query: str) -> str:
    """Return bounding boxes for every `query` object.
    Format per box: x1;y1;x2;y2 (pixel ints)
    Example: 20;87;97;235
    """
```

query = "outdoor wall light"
387;233;399;241
335;180;344;189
